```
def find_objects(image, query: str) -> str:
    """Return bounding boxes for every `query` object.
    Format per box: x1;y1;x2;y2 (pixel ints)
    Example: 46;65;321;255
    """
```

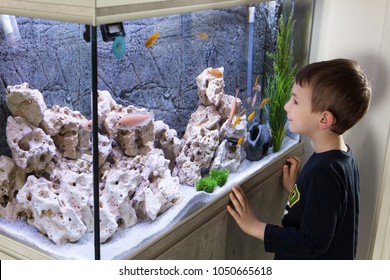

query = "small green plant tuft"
209;168;229;186
195;168;230;193
196;176;218;193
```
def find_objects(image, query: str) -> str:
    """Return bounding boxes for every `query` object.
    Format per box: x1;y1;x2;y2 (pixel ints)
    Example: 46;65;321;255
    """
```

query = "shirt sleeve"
264;168;344;258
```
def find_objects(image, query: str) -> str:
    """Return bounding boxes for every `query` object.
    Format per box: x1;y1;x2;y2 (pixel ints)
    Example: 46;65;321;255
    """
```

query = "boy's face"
284;83;321;137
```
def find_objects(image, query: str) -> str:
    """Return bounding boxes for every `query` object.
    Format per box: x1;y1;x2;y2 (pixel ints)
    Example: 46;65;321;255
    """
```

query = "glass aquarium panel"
0;0;314;259
0;16;95;256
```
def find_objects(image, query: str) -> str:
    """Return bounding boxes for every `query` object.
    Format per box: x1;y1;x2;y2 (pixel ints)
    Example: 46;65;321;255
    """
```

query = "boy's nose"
284;100;290;112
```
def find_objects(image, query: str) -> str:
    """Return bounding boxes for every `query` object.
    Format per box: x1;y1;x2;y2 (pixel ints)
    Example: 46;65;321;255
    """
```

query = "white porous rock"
40;105;90;159
0;156;27;219
43;153;92;182
211;139;245;172
58;171;94;232
154;173;182;214
6;82;47;126
103;106;122;136
174;125;220;186
183;105;221;139
0;156;26;206
153;120;183;170
196;67;225;106
0;200;24;220
107;145;126;166
117;121;154;157
141;151;164;180
97;133;112;167
6;116;56;173
173;97;222;186
99;169;141;242
97;90;118;123
196;67;242;121
174;67;246;186
211;116;248;172
218;93;242;121
17;175;88;244
98;210;120;244
133;150;181;220
134;177;181;221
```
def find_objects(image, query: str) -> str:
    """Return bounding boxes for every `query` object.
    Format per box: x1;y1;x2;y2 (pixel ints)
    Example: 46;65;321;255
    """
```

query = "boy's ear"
319;111;336;130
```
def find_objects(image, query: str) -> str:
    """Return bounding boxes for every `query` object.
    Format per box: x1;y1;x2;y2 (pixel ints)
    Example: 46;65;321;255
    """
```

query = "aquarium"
0;0;314;259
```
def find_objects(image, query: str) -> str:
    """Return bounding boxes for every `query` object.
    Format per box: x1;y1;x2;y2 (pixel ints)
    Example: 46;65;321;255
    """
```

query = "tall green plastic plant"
265;11;296;152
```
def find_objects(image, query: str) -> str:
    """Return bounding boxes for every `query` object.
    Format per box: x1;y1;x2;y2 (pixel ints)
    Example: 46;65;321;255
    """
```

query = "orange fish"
196;32;209;40
116;111;154;130
259;97;270;109
248;111;256;121
232;116;241;128
253;74;261;90
251;74;261;107
145;32;160;48
209;68;223;78
237;137;243;145
228;82;239;127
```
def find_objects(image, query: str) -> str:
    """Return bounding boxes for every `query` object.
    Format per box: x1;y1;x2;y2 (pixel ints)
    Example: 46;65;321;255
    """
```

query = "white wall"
307;0;390;259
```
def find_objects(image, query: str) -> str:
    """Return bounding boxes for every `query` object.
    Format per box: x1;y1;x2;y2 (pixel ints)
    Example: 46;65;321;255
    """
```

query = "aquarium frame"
0;0;271;25
90;25;101;260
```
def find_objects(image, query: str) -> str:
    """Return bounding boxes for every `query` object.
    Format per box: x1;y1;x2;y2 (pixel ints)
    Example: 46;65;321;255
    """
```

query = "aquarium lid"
0;0;268;25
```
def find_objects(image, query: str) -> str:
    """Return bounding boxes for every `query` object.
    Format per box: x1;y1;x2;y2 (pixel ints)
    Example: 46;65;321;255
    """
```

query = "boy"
227;59;371;259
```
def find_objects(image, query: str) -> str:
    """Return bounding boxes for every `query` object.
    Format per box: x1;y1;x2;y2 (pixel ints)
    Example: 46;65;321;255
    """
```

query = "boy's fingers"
232;186;247;203
285;157;301;173
226;205;235;216
229;192;242;214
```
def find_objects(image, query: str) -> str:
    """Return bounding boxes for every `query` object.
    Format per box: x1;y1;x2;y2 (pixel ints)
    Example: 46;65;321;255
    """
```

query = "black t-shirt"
264;148;359;259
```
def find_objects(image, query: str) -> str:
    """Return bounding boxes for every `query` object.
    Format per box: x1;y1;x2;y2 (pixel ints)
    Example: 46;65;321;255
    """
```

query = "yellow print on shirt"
288;184;300;208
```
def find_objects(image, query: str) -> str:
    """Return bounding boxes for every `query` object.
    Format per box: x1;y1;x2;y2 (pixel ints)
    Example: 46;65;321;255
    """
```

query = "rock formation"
6;116;56;173
1;85;183;244
173;67;247;185
6;83;47;127
0;67;248;244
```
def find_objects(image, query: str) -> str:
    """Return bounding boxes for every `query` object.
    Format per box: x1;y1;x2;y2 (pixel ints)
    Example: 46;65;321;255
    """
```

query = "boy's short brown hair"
295;59;371;134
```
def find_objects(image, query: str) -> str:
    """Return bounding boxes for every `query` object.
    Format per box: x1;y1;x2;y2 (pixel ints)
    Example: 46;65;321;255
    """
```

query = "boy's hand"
227;186;265;240
282;156;301;193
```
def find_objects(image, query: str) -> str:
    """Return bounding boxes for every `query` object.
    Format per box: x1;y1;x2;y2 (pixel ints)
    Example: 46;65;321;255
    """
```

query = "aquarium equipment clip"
83;23;127;59
100;22;125;42
83;23;125;43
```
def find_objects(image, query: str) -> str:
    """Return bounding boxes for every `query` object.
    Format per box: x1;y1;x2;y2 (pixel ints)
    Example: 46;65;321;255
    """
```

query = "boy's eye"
293;99;298;105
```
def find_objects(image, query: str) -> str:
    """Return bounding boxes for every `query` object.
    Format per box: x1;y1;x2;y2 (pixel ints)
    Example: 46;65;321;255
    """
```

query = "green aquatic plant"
265;10;296;152
196;168;230;193
196;176;218;193
209;168;229;186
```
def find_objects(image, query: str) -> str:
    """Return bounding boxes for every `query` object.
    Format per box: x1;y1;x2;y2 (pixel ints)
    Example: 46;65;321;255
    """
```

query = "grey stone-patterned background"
0;2;282;156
